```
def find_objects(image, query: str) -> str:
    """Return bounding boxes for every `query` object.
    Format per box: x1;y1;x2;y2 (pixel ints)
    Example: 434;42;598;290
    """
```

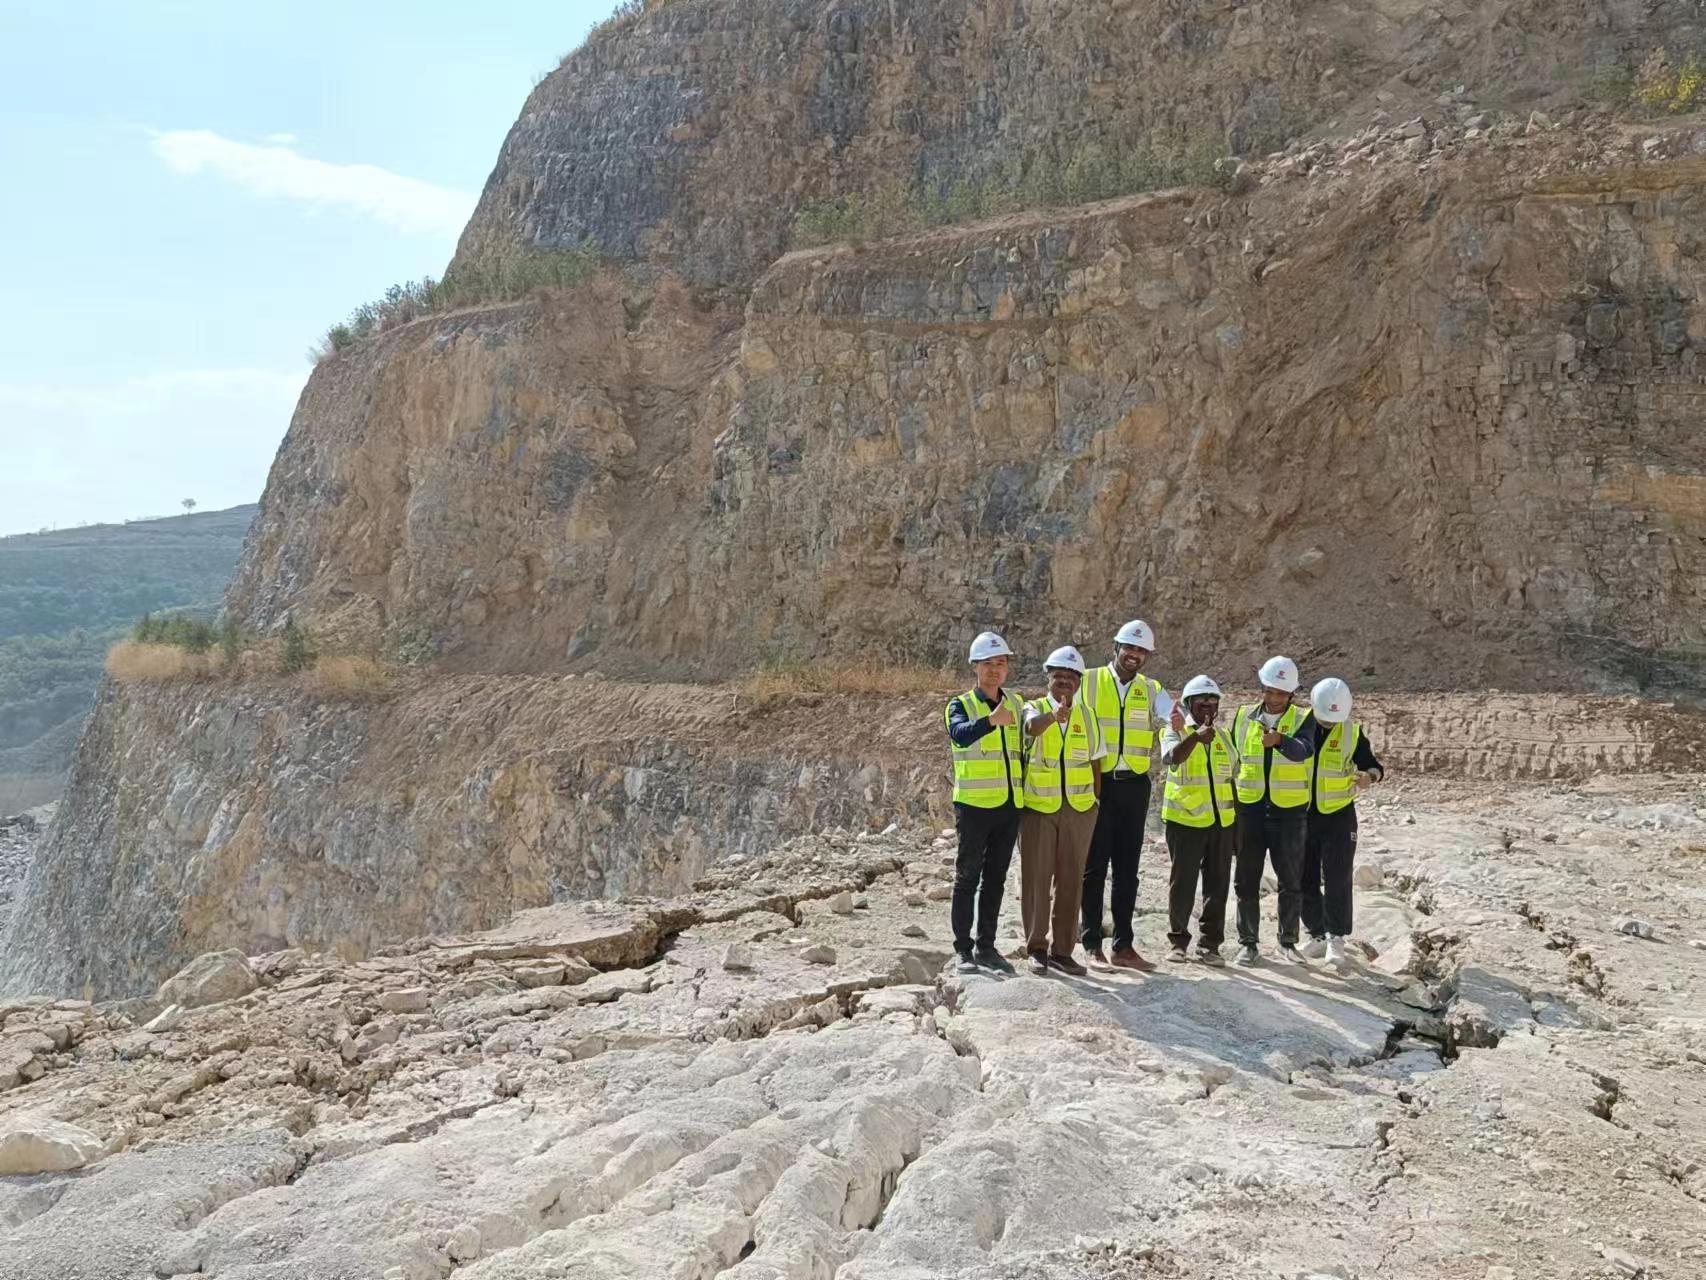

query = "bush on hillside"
106;642;217;683
219;613;242;666
133;612;215;653
380;618;437;667
790;132;1238;248
1632;48;1706;113
304;655;390;701
280;618;315;675
310;248;604;363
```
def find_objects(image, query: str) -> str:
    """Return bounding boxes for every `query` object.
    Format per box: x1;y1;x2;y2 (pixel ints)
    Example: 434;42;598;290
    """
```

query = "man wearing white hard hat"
1018;645;1106;976
1230;656;1320;966
1079;619;1169;972
943;631;1027;975
1298;677;1385;967
1159;675;1237;964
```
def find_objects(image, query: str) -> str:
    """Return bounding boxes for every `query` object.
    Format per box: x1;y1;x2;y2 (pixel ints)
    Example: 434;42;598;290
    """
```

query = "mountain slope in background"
0;505;256;809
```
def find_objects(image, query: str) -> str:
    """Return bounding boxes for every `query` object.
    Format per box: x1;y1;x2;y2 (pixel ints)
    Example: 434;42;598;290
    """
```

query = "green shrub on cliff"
1585;47;1706;113
280;618;315;675
311;248;603;363
132;611;215;653
380;618;437;667
791;133;1239;249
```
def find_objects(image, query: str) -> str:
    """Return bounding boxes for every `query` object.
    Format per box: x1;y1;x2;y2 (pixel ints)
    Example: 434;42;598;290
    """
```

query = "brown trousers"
1018;802;1098;957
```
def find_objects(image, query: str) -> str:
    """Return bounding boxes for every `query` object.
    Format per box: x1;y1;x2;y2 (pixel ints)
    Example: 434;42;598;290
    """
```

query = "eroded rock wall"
451;0;1665;290
4;672;1699;1000
234;155;1706;684
0;677;940;1000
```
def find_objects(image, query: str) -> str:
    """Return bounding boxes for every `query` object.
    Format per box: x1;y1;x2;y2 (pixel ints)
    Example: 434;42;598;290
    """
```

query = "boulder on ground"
378;988;430;1013
0;1116;104;1174
157;949;257;1009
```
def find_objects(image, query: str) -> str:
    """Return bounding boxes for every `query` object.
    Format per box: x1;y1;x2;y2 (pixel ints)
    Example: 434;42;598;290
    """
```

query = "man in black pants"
1230;656;1318;966
1160;675;1237;964
1298;677;1384;967
943;630;1027;975
1080;619;1167;971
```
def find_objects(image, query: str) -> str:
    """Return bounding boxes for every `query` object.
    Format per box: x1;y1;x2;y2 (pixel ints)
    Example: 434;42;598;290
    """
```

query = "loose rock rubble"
2;782;1704;1277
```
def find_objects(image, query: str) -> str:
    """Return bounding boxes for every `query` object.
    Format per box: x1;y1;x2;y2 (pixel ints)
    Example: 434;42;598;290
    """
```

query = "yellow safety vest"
1312;720;1362;816
1087;665;1159;776
1022;697;1098;814
1162;724;1236;828
1232;703;1313;808
945;689;1026;809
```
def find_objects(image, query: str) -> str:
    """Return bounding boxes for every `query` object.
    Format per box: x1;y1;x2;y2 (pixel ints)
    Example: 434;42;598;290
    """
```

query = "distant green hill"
0;505;256;810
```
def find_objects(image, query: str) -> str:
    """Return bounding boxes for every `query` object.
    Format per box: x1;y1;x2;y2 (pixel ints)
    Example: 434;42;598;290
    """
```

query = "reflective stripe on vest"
1022;698;1097;814
1312;721;1361;815
1089;666;1156;775
946;690;1026;809
1233;703;1313;808
1163;728;1236;828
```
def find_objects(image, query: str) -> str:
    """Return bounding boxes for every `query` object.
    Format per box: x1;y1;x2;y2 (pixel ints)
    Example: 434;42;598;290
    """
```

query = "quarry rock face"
231;155;1706;685
453;0;1343;290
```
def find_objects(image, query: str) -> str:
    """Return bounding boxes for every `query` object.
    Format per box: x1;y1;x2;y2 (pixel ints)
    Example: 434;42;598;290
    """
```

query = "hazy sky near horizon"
0;1;608;537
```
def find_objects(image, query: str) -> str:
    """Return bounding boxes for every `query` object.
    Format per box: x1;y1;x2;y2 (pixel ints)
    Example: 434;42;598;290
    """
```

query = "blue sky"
0;0;607;536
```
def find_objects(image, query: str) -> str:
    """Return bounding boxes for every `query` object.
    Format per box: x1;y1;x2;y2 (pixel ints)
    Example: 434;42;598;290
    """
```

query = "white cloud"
148;129;476;238
264;132;299;145
0;368;306;534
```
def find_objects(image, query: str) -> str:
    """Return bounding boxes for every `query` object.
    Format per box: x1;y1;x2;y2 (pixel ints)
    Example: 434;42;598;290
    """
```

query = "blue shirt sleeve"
946;694;996;748
1274;712;1317;762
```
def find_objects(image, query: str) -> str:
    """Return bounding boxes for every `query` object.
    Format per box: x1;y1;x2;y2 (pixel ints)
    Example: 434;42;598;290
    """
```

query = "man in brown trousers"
1018;645;1106;975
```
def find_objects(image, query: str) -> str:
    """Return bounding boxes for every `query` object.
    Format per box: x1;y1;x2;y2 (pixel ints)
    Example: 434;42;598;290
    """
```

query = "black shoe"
955;951;979;975
1048;953;1088;977
974;946;1014;974
1027;951;1050;975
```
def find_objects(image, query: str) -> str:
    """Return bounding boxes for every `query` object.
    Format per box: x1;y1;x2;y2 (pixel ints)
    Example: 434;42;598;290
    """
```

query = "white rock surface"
155;950;256;1009
3;790;1706;1277
0;1116;104;1173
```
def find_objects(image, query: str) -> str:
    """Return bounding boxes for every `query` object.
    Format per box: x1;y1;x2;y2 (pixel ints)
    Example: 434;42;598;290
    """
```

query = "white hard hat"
1257;655;1300;693
1113;619;1156;651
1311;677;1352;723
1043;645;1087;674
1180;674;1222;700
968;631;1013;663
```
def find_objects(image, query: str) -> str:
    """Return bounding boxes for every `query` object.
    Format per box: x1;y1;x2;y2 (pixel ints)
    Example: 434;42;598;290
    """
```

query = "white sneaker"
1326;936;1349;967
1301;937;1327;960
1234;945;1259;967
1278;944;1308;965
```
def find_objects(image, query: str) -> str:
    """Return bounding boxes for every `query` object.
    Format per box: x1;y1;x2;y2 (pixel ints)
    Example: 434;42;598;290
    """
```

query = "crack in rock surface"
4;781;1706;1277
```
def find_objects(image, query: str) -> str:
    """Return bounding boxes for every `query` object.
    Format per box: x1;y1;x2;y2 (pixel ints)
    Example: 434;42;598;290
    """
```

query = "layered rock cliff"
234;149;1706;683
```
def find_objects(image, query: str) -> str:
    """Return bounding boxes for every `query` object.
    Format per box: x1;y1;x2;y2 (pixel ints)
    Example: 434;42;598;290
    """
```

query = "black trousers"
1165;821;1233;952
1302;806;1358;939
952;801;1021;954
1080;772;1151;951
1234;806;1307;947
